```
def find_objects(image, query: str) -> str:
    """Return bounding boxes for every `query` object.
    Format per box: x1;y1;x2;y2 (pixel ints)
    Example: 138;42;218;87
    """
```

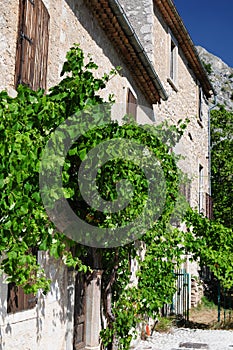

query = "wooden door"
73;273;86;350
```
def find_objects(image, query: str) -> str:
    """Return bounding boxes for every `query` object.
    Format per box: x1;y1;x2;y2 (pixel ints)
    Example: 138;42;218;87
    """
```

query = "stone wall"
0;0;212;348
0;1;154;349
43;0;153;112
153;5;210;211
152;4;211;308
0;1;19;96
119;0;154;62
191;277;204;308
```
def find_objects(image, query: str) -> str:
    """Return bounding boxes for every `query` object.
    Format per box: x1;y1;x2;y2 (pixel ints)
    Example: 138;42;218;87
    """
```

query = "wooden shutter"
180;181;191;204
7;283;37;313
7;248;38;313
126;88;137;121
206;193;213;220
15;0;49;90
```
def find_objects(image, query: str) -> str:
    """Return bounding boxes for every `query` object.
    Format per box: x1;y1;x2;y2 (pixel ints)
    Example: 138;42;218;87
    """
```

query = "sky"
173;0;233;67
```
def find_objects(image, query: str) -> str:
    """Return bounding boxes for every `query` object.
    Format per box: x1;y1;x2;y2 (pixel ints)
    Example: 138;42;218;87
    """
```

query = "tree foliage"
211;106;233;228
184;209;233;290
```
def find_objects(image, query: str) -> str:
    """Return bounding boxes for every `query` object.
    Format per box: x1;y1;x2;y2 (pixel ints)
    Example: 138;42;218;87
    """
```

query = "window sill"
167;78;178;92
1;307;37;325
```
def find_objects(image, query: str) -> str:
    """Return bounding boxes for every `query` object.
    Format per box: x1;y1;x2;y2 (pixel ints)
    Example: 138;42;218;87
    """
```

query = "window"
199;165;204;214
170;40;176;81
126;88;137;121
180;180;191;204
15;0;50;90
7;247;38;313
7;283;37;314
206;193;213;220
169;32;178;84
198;85;203;121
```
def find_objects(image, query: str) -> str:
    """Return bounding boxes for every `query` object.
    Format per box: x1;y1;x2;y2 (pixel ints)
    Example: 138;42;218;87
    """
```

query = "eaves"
154;0;216;98
84;0;168;104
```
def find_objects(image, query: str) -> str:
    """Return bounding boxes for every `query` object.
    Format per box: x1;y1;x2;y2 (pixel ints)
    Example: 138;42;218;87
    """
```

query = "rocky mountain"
196;46;233;110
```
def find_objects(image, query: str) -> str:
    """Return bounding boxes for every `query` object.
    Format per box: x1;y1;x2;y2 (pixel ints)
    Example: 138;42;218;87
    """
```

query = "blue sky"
173;0;233;67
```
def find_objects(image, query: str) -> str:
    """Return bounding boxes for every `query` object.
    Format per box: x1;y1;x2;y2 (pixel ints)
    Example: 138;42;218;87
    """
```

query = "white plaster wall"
0;252;75;350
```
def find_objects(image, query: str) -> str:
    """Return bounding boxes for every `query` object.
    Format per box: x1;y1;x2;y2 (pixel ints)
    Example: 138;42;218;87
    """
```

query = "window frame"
198;164;204;214
126;88;137;122
167;29;178;89
198;84;203;122
7;247;38;314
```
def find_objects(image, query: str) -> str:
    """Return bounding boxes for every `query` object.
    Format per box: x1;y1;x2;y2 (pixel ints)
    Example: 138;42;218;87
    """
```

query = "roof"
85;0;168;104
154;0;216;98
85;0;215;102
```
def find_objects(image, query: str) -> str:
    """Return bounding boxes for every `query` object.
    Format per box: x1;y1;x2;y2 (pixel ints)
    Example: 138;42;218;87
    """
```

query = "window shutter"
180;181;191;204
7;248;38;313
206;193;213;220
15;0;49;90
126;89;137;121
7;283;37;313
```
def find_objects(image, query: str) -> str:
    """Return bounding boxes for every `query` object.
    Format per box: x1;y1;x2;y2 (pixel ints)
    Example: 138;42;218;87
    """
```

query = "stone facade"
119;2;211;211
153;6;210;210
119;0;154;62
0;0;213;349
0;2;19;96
191;277;204;308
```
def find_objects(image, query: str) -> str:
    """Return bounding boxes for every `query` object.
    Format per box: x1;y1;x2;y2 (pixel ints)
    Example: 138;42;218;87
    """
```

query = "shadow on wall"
0;253;75;348
64;0;153;109
0;275;12;349
37;251;75;344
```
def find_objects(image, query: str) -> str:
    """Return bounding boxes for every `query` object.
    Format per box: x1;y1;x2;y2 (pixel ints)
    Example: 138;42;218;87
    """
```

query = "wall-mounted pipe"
208;94;217;196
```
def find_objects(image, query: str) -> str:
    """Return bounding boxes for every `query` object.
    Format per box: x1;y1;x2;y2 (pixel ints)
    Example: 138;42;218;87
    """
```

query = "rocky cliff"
196;46;233;110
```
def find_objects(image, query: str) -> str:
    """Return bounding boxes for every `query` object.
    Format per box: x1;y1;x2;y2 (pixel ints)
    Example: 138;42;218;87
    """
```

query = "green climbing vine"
0;44;232;350
0;44;117;293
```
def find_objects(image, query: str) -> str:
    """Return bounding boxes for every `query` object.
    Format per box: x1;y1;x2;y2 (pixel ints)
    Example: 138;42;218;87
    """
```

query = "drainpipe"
207;94;217;196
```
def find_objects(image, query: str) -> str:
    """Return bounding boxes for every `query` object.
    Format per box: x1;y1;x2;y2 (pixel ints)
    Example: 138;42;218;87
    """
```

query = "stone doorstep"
179;343;209;349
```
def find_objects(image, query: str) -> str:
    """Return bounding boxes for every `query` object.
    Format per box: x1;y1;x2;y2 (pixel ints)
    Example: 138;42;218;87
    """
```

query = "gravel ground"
131;328;233;350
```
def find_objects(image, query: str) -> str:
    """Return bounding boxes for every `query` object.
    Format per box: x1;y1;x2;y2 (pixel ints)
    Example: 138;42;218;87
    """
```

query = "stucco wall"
0;253;75;350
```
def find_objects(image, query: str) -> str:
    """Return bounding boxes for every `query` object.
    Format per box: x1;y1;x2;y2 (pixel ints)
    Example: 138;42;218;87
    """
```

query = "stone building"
0;0;215;349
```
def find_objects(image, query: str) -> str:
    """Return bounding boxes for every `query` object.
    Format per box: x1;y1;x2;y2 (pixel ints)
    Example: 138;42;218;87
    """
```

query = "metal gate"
171;270;190;322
